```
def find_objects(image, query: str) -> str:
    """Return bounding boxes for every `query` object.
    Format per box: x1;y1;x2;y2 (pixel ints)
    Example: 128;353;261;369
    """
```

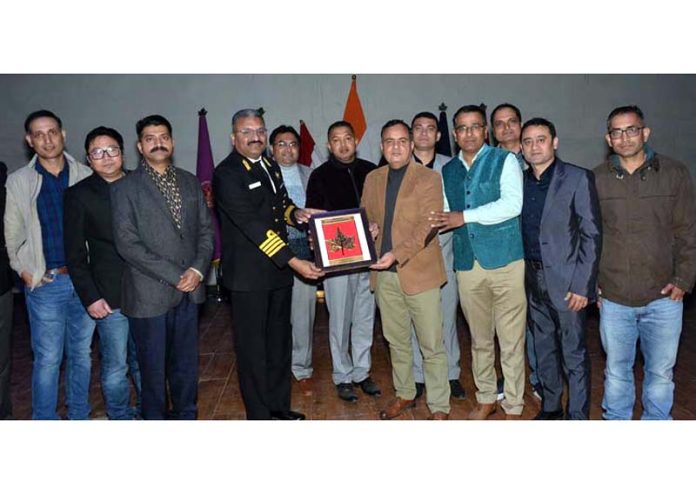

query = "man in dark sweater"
305;121;380;402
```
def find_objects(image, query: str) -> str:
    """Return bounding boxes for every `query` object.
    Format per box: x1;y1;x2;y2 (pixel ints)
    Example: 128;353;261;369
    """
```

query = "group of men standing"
1;101;693;421
3;110;213;419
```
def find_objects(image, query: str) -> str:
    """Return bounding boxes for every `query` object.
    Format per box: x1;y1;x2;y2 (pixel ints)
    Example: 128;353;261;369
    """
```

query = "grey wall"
1;74;695;174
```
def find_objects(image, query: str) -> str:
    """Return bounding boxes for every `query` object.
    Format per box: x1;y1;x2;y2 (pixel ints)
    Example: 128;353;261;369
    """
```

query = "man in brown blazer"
361;120;450;420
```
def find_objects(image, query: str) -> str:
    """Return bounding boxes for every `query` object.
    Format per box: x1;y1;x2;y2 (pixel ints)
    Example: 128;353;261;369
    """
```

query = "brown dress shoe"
379;398;415;420
296;378;313;397
467;402;497;420
505;413;523;420
427;411;449;420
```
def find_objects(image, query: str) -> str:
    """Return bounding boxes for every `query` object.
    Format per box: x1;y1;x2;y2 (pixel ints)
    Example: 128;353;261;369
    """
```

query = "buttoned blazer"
110;165;214;318
535;159;602;310
361;161;446;295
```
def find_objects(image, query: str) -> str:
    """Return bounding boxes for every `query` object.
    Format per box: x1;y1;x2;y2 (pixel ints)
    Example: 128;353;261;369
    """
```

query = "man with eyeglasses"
594;105;696;420
269;124;318;397
305;121;381;403
214;109;323;420
4;109;94;419
491;103;525;168
64;126;142;419
409;111;465;402
362;120;450;420
430;104;526;420
490;102;542;403
520;118;601;420
111;115;214;420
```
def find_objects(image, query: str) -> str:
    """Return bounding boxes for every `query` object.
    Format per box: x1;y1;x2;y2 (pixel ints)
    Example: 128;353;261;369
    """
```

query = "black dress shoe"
270;410;306;420
415;382;425;400
534;410;564;420
354;377;381;396
337;383;358;402
449;380;466;400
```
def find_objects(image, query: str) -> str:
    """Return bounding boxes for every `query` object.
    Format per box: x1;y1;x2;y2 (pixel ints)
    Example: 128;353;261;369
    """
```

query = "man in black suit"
0;161;13;420
213;108;323;420
63;127;141;419
520;117;602;420
111;115;214;420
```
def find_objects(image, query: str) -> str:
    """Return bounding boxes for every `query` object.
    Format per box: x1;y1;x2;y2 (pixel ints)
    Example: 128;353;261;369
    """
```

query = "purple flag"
196;108;222;263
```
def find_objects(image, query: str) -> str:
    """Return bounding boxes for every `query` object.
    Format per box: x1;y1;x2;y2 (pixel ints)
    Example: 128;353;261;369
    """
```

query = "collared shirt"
457;144;523;225
521;160;557;261
496;145;527;170
35;159;69;269
144;162;183;230
249;155;277;194
413;153;436;169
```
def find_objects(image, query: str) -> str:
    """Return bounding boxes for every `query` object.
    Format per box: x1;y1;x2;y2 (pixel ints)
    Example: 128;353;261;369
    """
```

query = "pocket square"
248;181;261;190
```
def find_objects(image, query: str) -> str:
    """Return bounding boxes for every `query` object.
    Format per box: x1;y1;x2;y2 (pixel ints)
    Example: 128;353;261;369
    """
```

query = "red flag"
342;75;367;144
298;120;315;167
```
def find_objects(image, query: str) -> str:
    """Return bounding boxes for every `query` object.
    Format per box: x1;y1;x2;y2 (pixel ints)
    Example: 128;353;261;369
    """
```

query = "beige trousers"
457;260;527;415
375;272;450;414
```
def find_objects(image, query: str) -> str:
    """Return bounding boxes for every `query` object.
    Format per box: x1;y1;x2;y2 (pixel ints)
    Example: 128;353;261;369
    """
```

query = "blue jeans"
25;274;95;420
599;297;683;420
96;309;139;419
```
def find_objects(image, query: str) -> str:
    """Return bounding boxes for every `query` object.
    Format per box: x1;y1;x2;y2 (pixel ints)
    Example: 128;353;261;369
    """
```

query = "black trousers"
129;297;200;420
525;262;590;419
231;287;292;420
0;289;12;419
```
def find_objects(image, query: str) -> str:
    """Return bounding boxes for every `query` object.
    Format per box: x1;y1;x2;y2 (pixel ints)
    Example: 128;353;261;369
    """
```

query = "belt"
45;266;69;276
526;260;543;270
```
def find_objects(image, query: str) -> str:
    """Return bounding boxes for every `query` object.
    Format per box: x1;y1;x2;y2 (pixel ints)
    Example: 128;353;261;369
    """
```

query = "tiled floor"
7;292;696;420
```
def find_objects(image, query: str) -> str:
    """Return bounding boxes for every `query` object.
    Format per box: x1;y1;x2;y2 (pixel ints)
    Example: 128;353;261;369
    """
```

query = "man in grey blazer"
520;117;602;420
270;125;318;396
111;115;214;420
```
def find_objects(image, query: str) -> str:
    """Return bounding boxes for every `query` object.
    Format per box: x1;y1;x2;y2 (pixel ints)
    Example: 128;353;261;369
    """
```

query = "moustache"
248;141;263;146
150;146;169;153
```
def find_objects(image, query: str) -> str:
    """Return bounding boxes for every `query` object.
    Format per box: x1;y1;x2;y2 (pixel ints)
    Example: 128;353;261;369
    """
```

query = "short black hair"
411;111;438;128
452;104;487;127
84;126;124;154
24;109;62;134
136;114;172;139
270;125;300;146
327;120;354;139
381;119;412;139
490;103;522;127
606;105;645;129
521;117;557;140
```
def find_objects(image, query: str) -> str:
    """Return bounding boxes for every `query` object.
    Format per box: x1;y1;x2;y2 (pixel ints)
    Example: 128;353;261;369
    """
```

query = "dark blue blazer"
530;159;602;310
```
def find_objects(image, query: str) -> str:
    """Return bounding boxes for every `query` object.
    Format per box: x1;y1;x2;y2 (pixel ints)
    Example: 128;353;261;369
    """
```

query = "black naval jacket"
213;150;302;291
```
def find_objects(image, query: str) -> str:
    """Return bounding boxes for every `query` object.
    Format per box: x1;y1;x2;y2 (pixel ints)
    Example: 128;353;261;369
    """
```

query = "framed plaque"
309;208;378;273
